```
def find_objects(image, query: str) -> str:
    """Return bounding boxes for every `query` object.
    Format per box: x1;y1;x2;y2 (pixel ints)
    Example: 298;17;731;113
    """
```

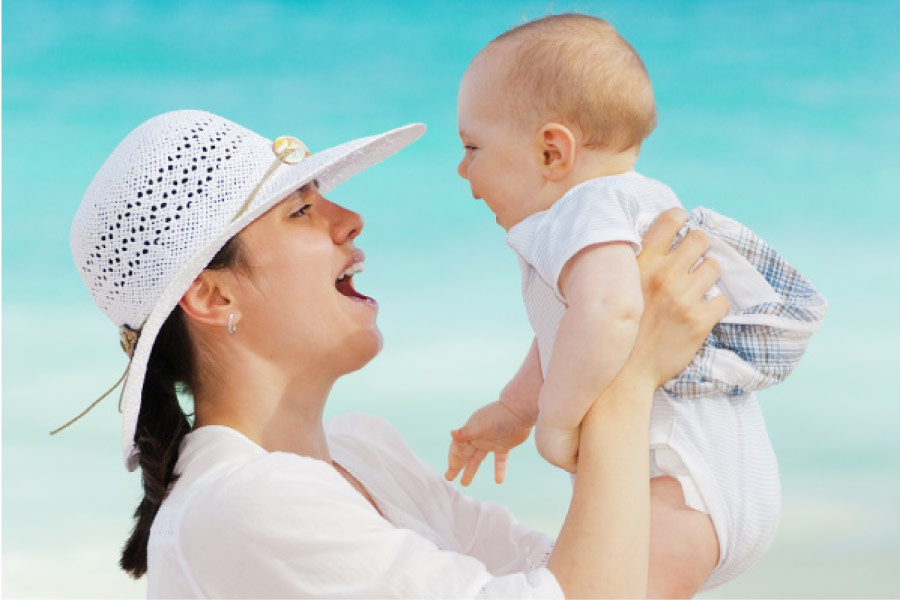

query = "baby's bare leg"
648;476;719;599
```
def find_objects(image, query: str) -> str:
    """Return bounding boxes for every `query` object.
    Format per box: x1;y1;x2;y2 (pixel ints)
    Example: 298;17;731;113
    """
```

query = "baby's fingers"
493;451;509;484
446;439;476;481
460;448;488;487
452;415;493;443
451;426;474;443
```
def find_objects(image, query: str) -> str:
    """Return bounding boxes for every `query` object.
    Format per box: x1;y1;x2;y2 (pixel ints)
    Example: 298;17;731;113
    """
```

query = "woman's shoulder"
326;413;425;470
167;415;421;534
170;417;410;505
154;421;435;598
170;426;372;522
325;412;406;444
326;413;446;496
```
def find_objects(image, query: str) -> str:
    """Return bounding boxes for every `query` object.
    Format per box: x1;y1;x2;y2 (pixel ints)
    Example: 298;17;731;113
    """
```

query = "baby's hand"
445;400;534;486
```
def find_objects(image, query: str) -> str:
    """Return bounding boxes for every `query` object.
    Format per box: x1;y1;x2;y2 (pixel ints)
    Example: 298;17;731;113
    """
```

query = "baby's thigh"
648;476;718;599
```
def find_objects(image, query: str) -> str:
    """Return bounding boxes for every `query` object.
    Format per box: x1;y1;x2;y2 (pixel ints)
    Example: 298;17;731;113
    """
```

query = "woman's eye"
291;204;312;218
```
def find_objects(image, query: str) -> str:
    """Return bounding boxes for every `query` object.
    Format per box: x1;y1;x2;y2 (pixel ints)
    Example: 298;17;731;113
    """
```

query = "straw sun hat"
66;110;425;471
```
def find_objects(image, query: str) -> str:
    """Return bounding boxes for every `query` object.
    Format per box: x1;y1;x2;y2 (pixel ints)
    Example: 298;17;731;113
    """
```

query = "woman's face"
230;183;381;379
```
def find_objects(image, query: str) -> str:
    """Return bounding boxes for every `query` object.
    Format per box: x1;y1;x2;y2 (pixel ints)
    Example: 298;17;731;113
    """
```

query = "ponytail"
119;306;192;578
119;236;245;578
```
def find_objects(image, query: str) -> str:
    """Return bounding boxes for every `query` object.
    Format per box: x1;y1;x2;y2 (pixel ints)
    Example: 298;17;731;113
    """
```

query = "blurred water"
3;0;899;597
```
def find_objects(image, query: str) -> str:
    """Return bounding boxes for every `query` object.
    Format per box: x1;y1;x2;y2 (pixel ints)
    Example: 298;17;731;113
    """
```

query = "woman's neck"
193;353;337;463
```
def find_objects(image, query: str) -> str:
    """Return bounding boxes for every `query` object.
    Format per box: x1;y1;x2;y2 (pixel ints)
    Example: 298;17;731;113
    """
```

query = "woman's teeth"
334;261;376;307
337;261;365;281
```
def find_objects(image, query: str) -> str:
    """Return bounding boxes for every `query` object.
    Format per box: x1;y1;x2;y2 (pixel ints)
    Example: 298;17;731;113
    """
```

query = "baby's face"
457;55;545;231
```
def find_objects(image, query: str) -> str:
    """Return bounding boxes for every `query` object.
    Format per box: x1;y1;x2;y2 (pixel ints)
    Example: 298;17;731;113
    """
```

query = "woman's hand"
630;208;730;387
547;209;729;599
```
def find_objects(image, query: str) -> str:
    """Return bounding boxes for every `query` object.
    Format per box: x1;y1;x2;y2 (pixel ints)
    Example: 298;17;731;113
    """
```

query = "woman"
66;110;727;598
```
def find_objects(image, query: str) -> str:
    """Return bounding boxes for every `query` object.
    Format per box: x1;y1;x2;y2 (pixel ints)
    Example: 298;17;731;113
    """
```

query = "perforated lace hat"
69;110;425;470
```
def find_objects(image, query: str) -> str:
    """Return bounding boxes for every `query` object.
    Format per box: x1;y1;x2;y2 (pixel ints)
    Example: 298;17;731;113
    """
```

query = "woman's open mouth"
335;261;377;307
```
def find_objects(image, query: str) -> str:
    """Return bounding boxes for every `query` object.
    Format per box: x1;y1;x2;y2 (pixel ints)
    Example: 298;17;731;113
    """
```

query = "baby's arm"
497;337;542;424
446;339;542;485
535;242;643;472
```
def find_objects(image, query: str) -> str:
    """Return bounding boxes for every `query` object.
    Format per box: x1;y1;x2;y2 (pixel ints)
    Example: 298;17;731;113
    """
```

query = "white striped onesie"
505;171;824;589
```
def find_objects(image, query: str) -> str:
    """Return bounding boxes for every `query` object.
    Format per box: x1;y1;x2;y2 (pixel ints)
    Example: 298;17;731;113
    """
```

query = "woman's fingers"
640;208;687;257
632;215;736;385
671;229;711;273
687;256;721;299
640;209;711;278
687;258;730;333
704;294;731;324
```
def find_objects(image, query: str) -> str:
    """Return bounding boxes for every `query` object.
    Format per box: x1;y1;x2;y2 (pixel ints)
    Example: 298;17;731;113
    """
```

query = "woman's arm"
546;208;729;598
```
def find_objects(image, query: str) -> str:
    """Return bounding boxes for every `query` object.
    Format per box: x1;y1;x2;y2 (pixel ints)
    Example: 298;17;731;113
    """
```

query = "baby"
447;14;826;596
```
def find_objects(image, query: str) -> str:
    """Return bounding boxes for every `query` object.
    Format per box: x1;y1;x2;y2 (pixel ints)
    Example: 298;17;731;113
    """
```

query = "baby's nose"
456;157;468;180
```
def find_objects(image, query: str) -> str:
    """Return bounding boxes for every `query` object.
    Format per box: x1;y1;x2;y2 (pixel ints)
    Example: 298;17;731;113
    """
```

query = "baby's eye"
464;145;478;152
290;203;312;218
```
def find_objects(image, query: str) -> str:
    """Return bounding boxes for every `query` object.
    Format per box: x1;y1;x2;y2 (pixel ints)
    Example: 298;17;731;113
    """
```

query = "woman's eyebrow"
299;179;320;195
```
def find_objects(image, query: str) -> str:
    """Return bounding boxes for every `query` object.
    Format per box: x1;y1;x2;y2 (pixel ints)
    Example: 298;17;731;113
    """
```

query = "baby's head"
457;14;656;229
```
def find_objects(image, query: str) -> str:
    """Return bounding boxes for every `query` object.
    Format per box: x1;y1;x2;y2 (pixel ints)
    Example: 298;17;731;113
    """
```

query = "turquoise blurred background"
3;0;898;596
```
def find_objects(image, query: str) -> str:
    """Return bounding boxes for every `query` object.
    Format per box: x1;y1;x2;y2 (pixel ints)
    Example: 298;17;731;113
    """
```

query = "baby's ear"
536;123;576;181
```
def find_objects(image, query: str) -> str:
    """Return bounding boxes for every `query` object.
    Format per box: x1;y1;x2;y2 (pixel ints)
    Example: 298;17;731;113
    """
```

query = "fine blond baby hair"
481;13;657;151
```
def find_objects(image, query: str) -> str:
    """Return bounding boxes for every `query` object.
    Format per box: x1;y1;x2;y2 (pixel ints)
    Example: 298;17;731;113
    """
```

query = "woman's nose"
328;201;364;244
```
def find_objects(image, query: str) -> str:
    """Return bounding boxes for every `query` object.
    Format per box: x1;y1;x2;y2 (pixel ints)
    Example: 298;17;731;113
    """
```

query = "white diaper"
648;388;781;590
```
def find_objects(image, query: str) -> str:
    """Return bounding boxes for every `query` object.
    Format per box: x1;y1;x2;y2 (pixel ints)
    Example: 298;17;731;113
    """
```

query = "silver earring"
227;313;237;335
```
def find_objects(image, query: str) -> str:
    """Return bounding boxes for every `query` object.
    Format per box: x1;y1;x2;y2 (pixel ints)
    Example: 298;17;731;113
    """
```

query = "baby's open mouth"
335;262;375;305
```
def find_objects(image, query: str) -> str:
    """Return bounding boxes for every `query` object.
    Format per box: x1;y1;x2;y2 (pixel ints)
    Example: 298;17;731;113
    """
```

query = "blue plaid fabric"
661;207;828;398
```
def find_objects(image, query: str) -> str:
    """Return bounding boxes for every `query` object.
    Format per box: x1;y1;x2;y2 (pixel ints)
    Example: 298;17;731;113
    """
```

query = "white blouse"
146;414;562;598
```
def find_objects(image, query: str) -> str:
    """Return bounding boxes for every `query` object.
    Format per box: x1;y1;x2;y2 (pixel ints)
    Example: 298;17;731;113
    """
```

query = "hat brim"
120;122;425;470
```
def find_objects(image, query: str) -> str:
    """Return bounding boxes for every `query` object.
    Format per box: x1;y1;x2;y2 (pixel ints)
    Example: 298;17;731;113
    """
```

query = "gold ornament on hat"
232;135;312;221
272;136;311;164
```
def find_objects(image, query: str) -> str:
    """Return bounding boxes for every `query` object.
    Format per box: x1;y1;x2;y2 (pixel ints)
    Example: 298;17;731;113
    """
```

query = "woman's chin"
340;326;384;374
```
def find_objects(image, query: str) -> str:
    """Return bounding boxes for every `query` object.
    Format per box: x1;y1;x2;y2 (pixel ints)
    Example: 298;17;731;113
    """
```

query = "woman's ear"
178;270;236;329
536;122;577;181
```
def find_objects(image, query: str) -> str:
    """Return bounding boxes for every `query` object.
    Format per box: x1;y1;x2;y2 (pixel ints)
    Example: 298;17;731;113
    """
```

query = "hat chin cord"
48;364;131;435
49;323;140;435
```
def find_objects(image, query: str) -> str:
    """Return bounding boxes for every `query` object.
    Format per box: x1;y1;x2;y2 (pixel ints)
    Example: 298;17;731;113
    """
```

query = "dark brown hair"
120;236;246;578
